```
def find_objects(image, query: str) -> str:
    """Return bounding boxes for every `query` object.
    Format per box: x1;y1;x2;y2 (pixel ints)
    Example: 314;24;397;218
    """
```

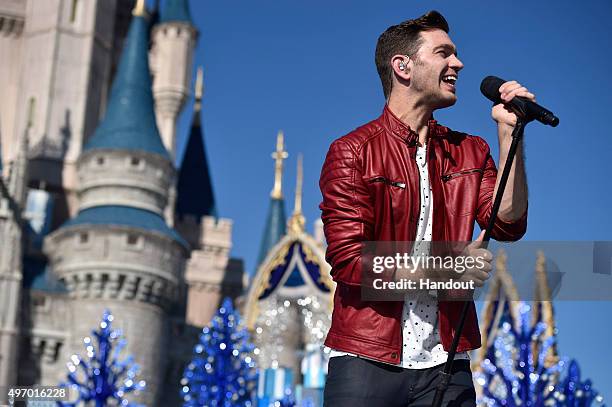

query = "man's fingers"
466;231;485;251
502;86;529;102
499;81;537;104
471;269;491;287
479;261;493;273
500;83;523;98
470;248;493;262
498;80;517;94
462;271;489;287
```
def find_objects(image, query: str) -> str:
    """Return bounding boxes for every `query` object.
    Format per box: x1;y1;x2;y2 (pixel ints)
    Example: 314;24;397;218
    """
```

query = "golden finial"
194;66;204;112
132;0;148;17
270;131;288;199
288;153;306;234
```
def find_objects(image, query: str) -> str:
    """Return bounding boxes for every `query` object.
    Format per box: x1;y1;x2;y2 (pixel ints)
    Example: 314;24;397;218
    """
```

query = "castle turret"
174;66;239;328
254;131;288;276
0;0;135;221
151;0;198;159
43;2;188;405
175;67;216;222
245;153;333;405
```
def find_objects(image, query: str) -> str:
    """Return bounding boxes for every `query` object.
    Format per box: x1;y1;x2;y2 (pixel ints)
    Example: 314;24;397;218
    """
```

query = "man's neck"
387;93;433;146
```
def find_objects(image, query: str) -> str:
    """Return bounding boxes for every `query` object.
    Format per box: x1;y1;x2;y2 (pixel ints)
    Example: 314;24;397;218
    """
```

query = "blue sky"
173;0;612;398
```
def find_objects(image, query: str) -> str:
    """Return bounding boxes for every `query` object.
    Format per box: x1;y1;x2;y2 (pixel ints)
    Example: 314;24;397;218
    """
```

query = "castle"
0;1;334;405
0;1;244;405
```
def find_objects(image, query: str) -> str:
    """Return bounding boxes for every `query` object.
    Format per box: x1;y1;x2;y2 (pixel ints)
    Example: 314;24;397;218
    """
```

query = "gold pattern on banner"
247;241;292;328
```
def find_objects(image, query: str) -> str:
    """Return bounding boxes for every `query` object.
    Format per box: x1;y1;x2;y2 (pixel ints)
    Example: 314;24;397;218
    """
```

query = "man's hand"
489;81;530;222
457;231;493;287
492;80;537;129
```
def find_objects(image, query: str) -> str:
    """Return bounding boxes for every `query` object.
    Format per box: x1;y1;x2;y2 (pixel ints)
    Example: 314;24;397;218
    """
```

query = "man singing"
319;11;530;406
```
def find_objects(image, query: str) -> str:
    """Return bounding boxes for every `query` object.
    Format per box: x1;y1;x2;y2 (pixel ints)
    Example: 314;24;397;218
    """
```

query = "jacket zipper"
368;176;406;189
441;168;483;182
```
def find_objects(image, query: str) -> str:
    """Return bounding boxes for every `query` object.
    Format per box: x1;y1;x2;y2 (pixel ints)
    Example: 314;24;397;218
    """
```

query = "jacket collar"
380;104;449;145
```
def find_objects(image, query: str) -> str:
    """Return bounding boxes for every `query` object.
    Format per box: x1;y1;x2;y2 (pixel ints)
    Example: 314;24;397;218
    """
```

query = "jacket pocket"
365;175;408;239
367;176;406;189
441;168;483;217
441;168;483;182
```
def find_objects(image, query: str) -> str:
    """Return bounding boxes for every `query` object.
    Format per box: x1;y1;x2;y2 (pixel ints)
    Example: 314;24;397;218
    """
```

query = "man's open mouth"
442;75;457;85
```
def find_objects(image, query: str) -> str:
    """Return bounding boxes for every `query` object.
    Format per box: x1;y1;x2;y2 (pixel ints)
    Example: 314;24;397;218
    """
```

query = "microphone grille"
480;76;505;103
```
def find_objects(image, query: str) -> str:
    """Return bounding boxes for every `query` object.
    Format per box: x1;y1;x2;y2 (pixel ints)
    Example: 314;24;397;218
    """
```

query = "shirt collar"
381;105;449;145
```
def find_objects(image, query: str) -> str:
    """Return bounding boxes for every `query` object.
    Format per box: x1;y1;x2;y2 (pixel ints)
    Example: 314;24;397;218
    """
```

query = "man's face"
409;29;464;109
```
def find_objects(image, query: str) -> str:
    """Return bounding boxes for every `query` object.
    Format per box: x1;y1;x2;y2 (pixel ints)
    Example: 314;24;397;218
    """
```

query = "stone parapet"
77;150;175;216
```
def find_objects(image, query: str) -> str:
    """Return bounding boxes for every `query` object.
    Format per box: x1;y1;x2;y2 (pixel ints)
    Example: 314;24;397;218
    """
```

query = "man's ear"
391;55;411;80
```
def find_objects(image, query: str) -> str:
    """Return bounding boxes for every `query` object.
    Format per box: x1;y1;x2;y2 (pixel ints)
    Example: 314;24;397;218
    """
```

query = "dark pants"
323;356;476;407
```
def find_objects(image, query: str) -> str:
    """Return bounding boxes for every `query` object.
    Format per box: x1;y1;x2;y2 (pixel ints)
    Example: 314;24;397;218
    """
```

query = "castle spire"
271;131;288;199
83;4;168;158
287;154;305;234
132;0;147;17
160;0;192;23
254;133;288;272
194;66;204;113
175;66;216;219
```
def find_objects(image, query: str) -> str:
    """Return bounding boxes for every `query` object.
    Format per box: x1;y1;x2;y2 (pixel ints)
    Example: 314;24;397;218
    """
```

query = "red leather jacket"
319;105;527;364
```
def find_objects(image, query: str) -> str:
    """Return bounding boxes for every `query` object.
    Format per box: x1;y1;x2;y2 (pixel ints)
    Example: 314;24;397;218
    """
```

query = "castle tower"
254;131;289;277
0;117;29;396
245;154;334;406
0;0;135;221
151;0;197;159
174;66;239;328
43;2;188;404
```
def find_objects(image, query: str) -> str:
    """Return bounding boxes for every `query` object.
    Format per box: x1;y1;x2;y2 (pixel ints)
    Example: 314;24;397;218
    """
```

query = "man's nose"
450;55;464;72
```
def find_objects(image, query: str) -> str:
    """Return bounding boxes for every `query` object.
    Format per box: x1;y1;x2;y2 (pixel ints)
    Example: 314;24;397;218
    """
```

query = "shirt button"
391;352;398;359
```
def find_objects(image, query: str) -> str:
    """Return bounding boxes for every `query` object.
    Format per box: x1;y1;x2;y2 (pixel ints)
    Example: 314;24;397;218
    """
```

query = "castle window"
76;232;91;249
128;156;145;170
32;295;46;308
70;0;79;23
125;233;143;250
27;97;36;128
0;199;8;216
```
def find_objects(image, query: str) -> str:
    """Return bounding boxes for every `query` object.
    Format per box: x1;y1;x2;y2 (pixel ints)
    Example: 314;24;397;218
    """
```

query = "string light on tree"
181;298;258;406
58;310;145;407
474;301;606;407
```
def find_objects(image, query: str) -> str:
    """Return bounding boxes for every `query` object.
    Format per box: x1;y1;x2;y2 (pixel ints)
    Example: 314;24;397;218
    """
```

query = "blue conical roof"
175;109;216;219
160;0;192;23
254;198;287;274
83;14;169;159
63;205;187;248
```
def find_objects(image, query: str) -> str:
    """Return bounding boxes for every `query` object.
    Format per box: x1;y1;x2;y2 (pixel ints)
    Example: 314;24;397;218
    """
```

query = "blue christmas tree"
58;310;145;407
475;301;606;407
181;298;258;407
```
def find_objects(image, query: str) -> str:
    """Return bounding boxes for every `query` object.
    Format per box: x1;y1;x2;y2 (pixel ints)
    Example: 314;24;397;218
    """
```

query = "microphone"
480;76;559;127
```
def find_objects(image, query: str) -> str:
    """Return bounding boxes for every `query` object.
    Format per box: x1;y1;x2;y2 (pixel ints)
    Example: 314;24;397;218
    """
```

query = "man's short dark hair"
375;11;449;99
